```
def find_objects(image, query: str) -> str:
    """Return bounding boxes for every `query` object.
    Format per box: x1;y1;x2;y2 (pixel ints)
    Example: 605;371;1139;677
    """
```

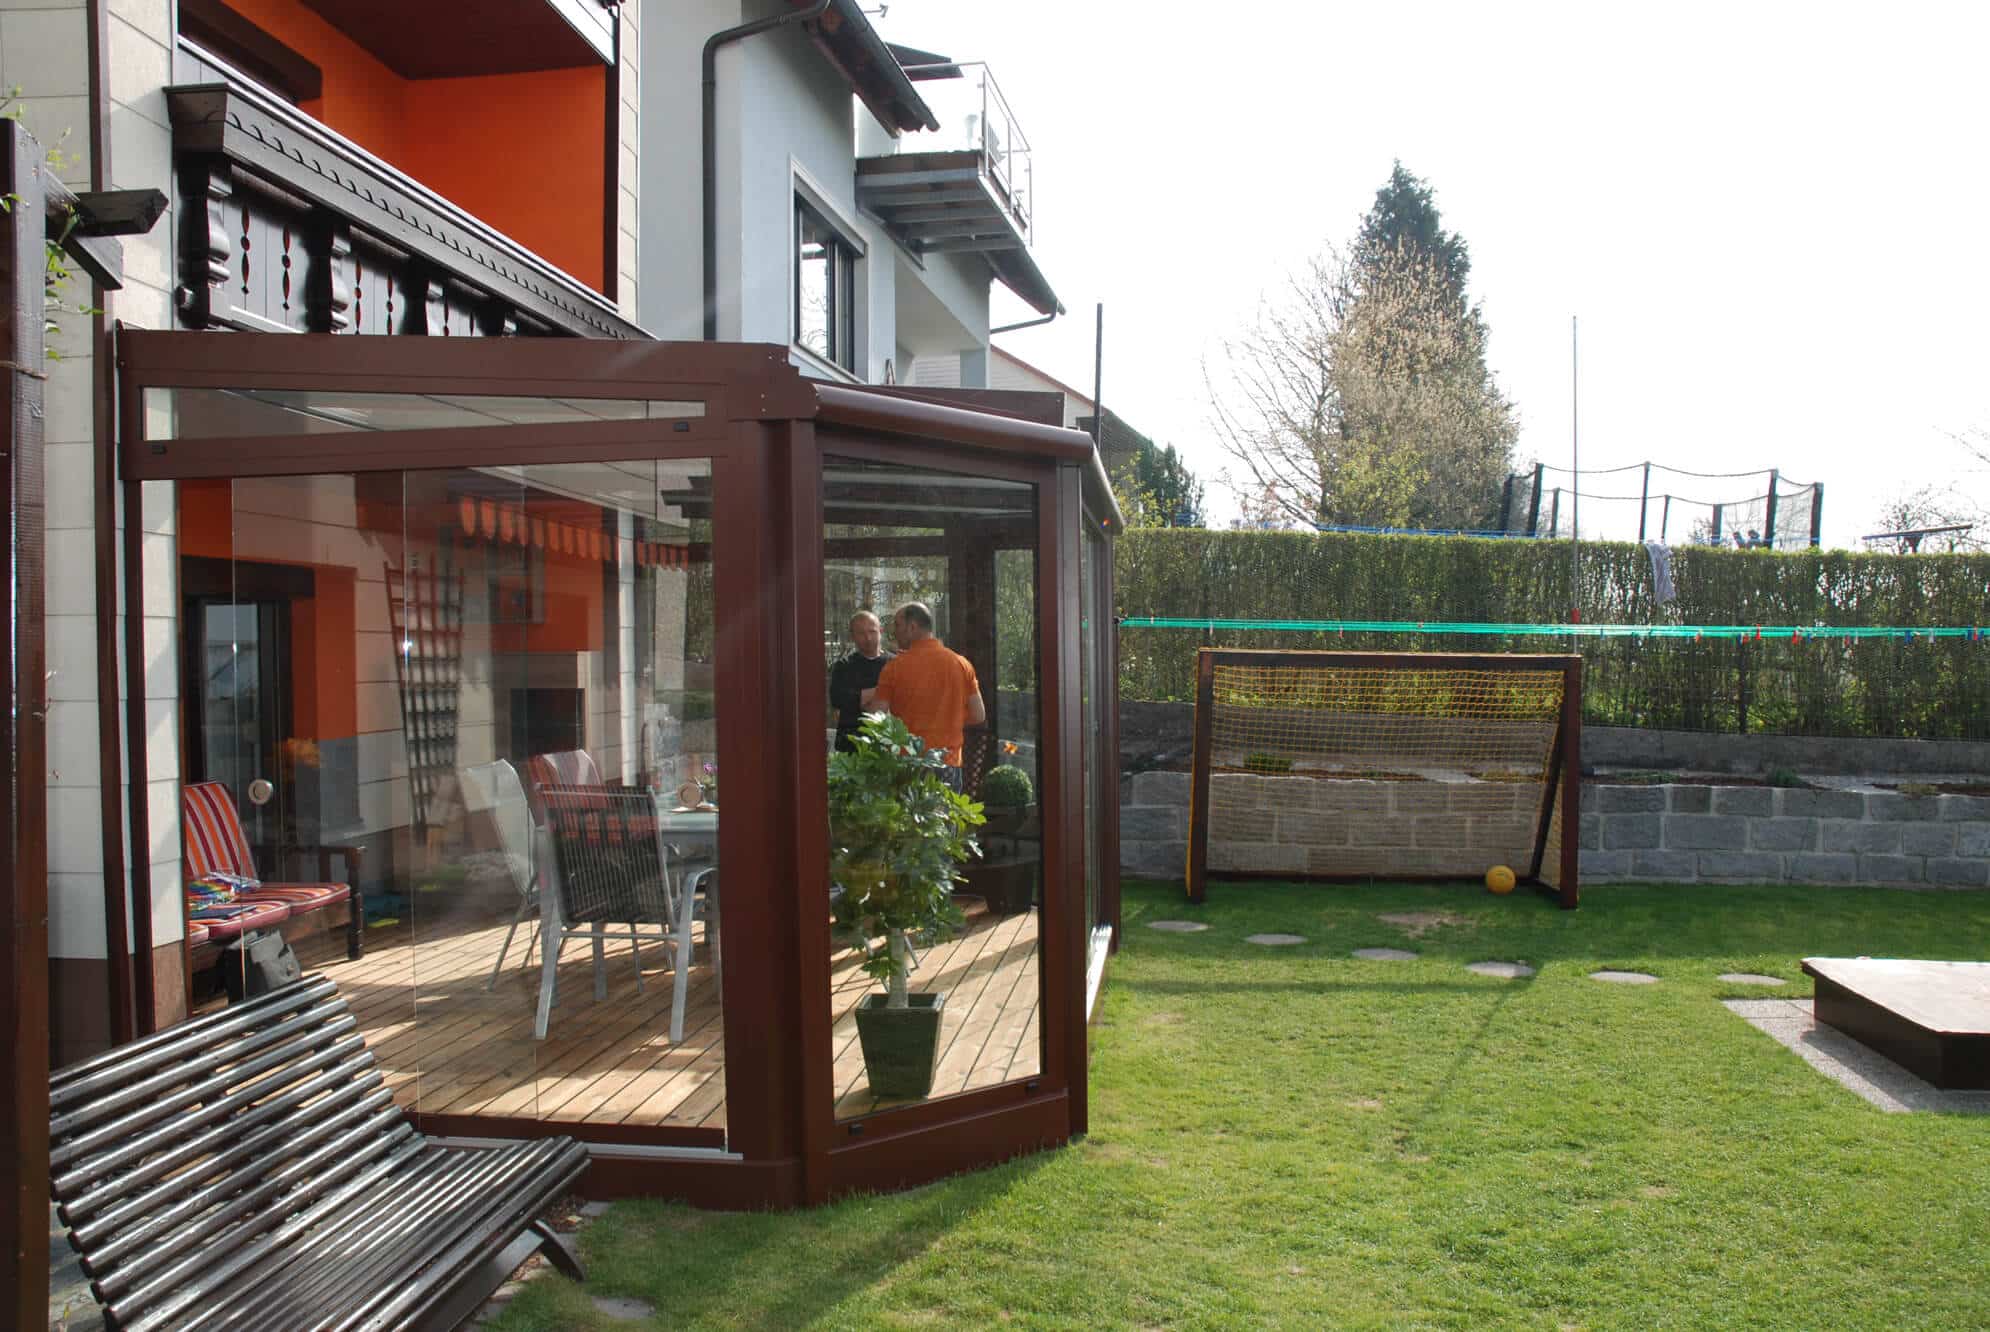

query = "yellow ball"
1485;865;1516;895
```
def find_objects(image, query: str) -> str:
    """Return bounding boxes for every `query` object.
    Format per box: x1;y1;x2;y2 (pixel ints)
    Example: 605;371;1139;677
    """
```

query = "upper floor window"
796;199;858;372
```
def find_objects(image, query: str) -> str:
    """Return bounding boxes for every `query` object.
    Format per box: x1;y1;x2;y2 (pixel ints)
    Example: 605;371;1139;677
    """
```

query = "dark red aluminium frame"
3;116;53;1332
1185;649;1581;909
114;328;1123;1209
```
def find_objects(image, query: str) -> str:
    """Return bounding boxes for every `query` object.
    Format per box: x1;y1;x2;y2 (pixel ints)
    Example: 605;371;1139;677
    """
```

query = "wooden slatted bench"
48;975;590;1332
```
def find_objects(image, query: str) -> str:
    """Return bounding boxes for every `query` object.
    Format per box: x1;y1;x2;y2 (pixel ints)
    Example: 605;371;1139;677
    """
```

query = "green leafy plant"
981;763;1035;808
2;89;94;349
1243;752;1293;774
1766;767;1810;789
828;715;982;1006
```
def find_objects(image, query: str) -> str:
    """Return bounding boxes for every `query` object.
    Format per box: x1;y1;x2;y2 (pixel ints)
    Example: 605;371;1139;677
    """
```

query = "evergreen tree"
1210;164;1518;532
1357;160;1471;296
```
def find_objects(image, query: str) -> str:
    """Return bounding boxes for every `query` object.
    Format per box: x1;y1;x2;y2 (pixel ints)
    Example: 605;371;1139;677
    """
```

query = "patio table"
654;803;719;971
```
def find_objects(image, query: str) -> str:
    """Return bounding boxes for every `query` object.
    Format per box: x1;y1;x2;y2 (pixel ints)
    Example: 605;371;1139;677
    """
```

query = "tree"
1114;437;1205;528
1358;160;1471;298
1871;485;1985;553
1208;180;1520;533
1864;427;1989;553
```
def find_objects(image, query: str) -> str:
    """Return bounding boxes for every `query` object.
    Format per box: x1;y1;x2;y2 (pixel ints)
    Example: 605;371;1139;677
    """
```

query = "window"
796;199;858;372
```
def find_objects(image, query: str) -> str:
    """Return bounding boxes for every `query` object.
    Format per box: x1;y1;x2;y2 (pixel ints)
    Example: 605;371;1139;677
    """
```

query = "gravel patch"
1591;970;1659;984
1726;998;1990;1114
1246;933;1307;946
1353;947;1418;961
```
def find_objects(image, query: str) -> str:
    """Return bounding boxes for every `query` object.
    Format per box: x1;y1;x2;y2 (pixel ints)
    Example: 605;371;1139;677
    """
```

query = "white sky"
884;1;1990;547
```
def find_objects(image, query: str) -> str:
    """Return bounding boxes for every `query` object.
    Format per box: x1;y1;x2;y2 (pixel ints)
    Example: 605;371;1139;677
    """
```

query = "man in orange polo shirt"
862;600;986;787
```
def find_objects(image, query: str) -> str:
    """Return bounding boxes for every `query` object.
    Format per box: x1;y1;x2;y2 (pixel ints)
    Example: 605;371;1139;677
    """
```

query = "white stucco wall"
9;0;184;968
639;2;995;384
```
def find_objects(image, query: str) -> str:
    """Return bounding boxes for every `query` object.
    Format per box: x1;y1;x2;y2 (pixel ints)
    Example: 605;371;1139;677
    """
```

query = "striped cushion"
526;749;611;817
182;781;259;881
239;882;352;912
186;899;290;940
527;750;604;792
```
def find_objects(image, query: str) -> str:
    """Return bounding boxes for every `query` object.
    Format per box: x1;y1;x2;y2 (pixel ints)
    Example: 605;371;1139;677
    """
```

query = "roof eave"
802;0;941;135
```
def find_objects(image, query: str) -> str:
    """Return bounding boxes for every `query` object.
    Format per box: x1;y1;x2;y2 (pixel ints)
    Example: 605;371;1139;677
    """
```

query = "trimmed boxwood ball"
982;763;1035;808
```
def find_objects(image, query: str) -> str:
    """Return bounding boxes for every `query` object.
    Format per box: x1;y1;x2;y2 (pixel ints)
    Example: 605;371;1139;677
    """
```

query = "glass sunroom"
120;331;1122;1206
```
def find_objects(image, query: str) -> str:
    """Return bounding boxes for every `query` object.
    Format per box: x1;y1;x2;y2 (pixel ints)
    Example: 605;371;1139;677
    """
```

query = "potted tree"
960;762;1038;916
829;715;984;1100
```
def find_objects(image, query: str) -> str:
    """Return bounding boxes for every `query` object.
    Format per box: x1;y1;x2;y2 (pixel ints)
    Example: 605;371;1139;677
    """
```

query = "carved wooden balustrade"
167;81;642;341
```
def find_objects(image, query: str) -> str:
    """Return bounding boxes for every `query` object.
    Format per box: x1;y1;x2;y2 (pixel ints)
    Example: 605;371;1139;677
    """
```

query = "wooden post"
2;116;54;1332
1185;649;1215;903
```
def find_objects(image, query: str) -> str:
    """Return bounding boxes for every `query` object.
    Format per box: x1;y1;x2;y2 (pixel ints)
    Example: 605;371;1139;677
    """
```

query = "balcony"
856;61;1060;315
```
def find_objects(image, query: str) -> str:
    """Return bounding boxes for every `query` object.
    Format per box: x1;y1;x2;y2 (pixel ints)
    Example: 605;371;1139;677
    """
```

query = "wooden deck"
288;900;1042;1131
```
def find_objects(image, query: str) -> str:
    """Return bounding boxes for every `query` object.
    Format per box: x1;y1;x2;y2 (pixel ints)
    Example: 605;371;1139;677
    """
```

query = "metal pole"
1547;487;1560;538
1637;461;1651;542
1810;483;1825;547
1527;462;1545;536
1763;468;1780;548
1499;474;1515;533
1712;503;1724;544
1091;302;1104;447
1570;316;1580;620
1661;493;1673;543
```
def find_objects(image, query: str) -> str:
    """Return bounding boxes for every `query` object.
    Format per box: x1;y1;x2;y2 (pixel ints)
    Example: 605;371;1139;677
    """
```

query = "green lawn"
493;880;1990;1330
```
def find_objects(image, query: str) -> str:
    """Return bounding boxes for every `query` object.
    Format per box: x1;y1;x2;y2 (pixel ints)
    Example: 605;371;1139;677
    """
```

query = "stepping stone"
1353;947;1417;961
1719;972;1787;986
1148;920;1210;933
1246;933;1306;946
1467;961;1535;979
593;1296;657;1321
1591;969;1659;984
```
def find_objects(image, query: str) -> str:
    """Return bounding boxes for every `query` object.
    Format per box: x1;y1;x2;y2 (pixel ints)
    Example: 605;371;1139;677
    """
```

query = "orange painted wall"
175;480;359;743
178;479;233;560
401;68;606;290
212;0;606;289
291;572;358;743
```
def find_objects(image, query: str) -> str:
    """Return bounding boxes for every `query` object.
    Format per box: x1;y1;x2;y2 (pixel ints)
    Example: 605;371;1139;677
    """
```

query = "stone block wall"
1119;771;1990;889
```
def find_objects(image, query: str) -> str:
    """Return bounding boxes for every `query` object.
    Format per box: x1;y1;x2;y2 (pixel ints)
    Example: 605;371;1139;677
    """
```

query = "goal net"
1186;650;1581;907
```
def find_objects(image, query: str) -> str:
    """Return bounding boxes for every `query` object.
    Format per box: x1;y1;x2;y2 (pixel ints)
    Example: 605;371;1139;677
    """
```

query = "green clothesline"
1118;617;1990;642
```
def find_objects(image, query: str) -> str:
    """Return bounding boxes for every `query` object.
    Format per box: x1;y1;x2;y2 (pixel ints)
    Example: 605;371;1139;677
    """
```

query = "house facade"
7;6;1115;1294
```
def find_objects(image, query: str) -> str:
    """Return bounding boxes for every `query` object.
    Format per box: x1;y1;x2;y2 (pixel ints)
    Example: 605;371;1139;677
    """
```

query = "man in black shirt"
829;609;893;752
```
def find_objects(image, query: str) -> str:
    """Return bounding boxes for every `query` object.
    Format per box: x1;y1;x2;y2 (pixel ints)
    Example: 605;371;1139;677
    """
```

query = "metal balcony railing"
892;61;1033;245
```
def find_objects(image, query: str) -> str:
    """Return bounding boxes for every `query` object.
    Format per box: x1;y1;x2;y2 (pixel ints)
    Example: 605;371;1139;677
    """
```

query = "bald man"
829;609;893;753
862;601;986;786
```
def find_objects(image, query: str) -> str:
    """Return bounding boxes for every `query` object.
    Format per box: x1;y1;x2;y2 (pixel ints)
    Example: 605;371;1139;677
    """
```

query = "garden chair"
182;780;364;962
459;759;543;991
536;784;703;1043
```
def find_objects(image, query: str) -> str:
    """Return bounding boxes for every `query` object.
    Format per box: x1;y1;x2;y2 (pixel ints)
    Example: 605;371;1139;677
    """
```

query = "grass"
492;879;1990;1330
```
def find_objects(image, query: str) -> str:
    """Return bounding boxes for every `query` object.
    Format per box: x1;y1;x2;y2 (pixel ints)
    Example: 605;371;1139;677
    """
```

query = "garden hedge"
1113;530;1990;739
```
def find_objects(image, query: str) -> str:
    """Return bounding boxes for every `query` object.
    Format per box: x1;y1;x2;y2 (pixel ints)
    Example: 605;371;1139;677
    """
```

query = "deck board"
281;899;1042;1130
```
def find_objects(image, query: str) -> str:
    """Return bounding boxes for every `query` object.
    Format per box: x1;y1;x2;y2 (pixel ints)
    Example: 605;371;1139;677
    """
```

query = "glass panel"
797;206;834;361
1081;527;1100;947
183;458;723;1142
197;603;261;804
145;387;705;440
822;455;1042;1120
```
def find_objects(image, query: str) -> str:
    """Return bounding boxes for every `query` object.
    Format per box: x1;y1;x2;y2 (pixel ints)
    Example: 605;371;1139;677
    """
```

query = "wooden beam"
70;188;168;237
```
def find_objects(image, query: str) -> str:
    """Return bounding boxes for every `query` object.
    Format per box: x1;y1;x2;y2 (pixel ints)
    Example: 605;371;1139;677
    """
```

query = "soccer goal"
1185;650;1581;907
